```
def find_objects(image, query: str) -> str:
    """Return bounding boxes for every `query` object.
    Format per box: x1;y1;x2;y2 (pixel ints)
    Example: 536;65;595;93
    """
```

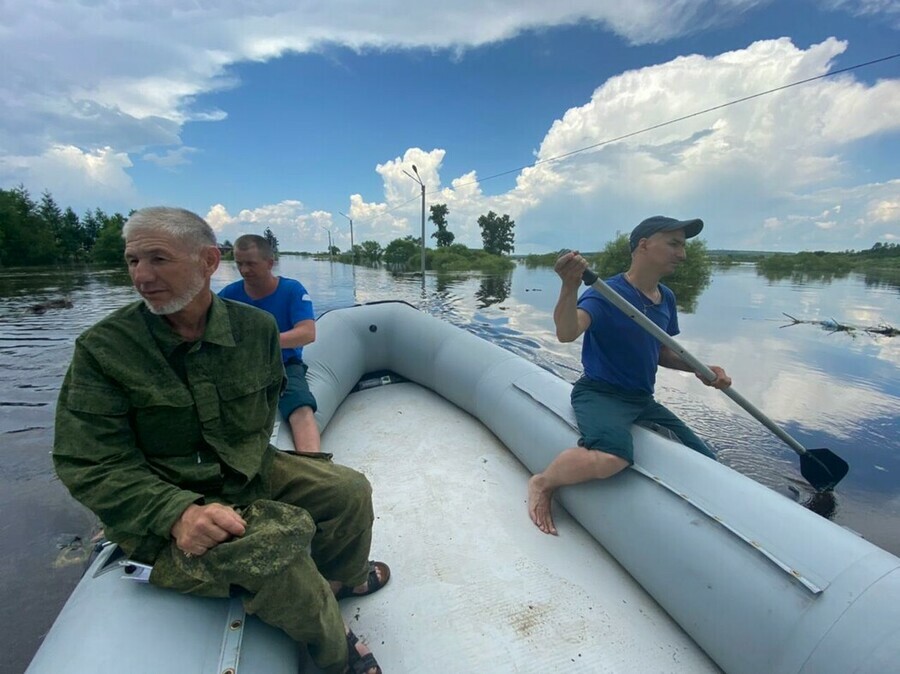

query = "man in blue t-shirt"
528;215;732;535
219;234;321;453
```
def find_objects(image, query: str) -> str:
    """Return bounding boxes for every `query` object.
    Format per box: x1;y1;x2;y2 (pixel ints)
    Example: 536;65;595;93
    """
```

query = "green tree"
360;240;383;263
429;203;455;248
264;227;279;255
91;212;127;265
591;234;632;278
39;190;64;260
592;233;712;312
59;207;86;261
0;186;57;265
0;186;130;266
383;236;419;266
81;209;103;252
478;211;515;255
429;243;515;273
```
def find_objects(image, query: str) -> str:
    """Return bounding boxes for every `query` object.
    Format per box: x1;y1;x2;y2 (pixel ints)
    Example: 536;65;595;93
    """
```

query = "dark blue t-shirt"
576;273;679;395
219;277;314;363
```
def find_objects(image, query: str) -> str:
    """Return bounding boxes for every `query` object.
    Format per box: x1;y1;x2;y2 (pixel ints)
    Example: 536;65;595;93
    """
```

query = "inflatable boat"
28;301;900;673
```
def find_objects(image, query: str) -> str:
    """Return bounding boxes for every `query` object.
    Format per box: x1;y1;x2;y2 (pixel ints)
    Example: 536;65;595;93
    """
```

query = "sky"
1;1;899;254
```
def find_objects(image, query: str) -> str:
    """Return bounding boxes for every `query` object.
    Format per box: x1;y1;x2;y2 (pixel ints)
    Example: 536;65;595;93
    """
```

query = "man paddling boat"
529;215;732;535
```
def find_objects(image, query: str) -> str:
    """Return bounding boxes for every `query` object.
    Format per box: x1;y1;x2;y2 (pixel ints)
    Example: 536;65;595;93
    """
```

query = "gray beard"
143;273;207;316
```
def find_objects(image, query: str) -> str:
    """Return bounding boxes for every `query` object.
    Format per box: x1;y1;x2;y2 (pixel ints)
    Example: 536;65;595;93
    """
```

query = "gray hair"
234;234;274;260
123;207;217;252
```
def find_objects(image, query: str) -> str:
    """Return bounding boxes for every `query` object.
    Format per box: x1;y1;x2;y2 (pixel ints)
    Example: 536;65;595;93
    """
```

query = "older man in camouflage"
53;207;387;674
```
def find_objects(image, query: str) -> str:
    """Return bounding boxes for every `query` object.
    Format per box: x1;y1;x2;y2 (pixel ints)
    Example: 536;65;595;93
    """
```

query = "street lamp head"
412;164;419;175
402;168;423;187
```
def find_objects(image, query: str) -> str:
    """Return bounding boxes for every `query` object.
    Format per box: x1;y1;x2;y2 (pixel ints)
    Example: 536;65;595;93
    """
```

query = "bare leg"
289;406;321;453
528;446;629;535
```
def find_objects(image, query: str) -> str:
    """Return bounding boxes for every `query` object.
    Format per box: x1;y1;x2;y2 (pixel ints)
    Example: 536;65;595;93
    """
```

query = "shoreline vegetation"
2;186;897;294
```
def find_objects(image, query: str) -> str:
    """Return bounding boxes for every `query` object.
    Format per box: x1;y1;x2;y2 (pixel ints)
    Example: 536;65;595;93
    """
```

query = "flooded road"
2;259;898;672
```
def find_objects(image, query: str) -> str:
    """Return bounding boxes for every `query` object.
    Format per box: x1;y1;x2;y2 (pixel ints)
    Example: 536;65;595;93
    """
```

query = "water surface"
1;259;897;672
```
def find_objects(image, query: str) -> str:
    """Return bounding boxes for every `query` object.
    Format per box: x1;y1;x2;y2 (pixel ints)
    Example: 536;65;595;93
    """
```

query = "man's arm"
554;251;592;342
659;345;732;389
280;318;315;349
52;344;203;543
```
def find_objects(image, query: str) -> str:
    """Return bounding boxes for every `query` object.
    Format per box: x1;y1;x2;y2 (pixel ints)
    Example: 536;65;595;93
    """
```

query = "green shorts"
571;377;714;464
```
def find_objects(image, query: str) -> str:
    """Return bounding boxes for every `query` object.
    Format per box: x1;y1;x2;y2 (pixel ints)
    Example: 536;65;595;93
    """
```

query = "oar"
578;265;849;492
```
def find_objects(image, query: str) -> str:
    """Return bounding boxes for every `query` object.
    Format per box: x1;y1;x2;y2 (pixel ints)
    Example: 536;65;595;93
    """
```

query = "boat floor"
305;381;720;672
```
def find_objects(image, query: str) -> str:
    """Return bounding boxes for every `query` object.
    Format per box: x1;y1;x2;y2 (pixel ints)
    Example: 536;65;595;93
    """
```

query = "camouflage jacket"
53;294;285;563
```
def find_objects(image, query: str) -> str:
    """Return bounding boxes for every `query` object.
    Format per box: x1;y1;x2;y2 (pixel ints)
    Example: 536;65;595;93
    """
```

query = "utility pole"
402;164;426;286
339;211;354;264
319;225;333;262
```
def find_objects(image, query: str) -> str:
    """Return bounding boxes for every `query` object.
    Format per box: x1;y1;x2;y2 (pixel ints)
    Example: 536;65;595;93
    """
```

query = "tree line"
755;243;900;276
309;204;517;272
0;186;130;267
0;187;518;271
523;234;713;312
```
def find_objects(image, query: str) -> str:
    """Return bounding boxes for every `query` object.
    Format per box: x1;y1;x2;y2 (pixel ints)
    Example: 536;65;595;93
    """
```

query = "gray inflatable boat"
28;301;900;673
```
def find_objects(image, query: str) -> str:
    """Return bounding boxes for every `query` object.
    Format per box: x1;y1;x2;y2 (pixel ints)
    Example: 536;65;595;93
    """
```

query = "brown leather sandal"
345;628;382;674
335;560;391;600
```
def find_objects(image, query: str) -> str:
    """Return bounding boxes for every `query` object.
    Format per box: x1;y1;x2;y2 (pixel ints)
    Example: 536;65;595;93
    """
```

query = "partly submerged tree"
592;233;712;313
264;227;279;255
359;240;383;263
478;211;515;256
429;243;515;273
383;236;420;266
429;203;455;248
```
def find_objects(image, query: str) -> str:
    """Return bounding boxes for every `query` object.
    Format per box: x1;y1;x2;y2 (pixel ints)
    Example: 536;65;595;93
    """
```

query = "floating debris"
781;313;897;338
865;324;900;337
29;298;74;314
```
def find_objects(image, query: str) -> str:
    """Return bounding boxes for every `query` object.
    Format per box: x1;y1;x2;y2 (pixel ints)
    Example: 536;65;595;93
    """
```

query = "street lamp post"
319;225;333;262
402;164;426;284
339;211;354;264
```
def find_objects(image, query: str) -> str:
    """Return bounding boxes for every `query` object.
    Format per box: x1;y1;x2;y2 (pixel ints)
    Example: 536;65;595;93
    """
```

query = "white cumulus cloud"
0;0;777;211
345;38;900;252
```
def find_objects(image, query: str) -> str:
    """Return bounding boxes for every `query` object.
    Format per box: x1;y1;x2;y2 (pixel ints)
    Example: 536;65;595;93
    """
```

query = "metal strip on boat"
218;597;247;673
630;465;825;594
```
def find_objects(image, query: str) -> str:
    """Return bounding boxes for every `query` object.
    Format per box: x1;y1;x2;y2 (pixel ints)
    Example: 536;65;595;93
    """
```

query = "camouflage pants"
150;451;374;673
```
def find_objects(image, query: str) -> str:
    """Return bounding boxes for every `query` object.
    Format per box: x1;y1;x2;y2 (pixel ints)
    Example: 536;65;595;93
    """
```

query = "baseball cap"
629;215;704;251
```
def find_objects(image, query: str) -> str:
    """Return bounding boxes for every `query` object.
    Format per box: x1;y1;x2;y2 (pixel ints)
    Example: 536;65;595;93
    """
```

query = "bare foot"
528;474;558;535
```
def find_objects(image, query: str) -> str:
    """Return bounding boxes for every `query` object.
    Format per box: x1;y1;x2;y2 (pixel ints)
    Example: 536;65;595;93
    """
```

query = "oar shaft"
719;387;808;456
582;271;810;458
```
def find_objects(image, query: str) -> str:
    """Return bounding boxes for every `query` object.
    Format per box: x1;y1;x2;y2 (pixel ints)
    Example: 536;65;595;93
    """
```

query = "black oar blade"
800;449;849;492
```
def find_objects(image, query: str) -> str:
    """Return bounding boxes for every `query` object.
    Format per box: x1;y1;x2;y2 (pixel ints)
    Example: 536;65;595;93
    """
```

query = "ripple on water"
2;262;898;557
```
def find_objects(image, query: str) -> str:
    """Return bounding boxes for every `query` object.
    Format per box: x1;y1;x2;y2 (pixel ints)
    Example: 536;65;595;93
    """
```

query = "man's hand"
697;365;732;390
554;250;589;288
171;503;247;557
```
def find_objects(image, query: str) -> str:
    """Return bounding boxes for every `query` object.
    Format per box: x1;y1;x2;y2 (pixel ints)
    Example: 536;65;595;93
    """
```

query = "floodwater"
1;258;898;672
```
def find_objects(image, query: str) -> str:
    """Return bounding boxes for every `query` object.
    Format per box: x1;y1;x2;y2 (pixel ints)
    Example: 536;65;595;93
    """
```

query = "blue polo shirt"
576;273;679;395
219;277;314;363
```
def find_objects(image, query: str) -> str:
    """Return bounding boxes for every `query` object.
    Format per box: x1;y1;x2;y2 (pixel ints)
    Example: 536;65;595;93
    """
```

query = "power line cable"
348;51;900;227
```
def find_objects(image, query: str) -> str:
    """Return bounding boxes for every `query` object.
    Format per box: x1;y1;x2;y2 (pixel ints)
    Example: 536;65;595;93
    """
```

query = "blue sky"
1;1;898;253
